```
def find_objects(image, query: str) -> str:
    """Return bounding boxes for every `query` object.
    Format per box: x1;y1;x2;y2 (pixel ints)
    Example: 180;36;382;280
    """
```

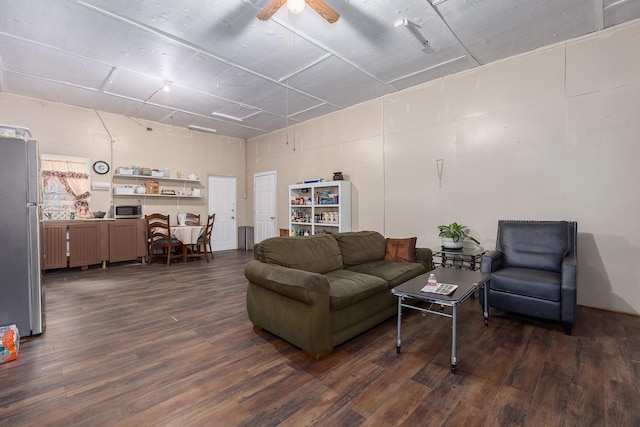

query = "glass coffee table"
431;246;486;271
391;268;490;373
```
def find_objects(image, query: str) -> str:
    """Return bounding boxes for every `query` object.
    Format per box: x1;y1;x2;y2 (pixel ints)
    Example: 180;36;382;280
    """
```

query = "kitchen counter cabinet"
41;221;68;269
41;219;146;270
109;219;147;262
68;221;109;268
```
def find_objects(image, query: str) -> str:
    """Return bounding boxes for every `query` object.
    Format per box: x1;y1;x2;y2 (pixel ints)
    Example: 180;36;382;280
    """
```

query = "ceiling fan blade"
256;0;287;21
306;0;340;24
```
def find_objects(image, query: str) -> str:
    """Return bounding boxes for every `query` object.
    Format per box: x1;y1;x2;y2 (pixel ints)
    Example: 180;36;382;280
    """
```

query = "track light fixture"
211;112;243;122
395;19;432;53
188;125;217;134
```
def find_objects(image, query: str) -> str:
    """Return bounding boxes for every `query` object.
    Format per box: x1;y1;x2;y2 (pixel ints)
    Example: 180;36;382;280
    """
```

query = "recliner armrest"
480;250;503;273
561;256;577;288
561;256;578;323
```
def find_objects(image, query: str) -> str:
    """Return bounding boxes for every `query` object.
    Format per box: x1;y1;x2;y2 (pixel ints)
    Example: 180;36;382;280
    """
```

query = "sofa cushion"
324;269;388;311
384;237;417;262
334;231;386;267
346;260;426;289
257;234;343;274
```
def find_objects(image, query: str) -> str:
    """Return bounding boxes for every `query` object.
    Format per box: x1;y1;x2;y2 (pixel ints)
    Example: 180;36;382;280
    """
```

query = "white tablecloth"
172;225;204;245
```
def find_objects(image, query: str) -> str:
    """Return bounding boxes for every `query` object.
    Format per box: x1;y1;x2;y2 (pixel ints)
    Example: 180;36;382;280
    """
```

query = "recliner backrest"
496;220;576;273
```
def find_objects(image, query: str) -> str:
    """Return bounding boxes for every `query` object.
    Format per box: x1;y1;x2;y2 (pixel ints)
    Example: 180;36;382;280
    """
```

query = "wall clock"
93;160;110;175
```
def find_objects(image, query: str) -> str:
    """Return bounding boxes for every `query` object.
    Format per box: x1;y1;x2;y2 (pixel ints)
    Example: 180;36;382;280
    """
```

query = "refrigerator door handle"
27;202;44;334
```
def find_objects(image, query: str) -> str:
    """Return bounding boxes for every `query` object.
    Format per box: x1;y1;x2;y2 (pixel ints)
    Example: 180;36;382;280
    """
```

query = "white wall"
247;19;640;315
0;94;247;225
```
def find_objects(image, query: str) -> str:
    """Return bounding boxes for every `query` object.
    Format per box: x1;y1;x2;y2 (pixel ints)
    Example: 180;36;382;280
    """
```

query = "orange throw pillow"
384;237;417;263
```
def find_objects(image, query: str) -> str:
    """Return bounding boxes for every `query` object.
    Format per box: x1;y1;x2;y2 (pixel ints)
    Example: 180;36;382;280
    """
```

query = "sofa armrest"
480;250;503;274
245;260;333;357
244;260;330;305
561;256;578;323
416;247;433;271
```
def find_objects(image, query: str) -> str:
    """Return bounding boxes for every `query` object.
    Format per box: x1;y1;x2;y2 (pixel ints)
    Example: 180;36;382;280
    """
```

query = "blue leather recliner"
480;220;578;335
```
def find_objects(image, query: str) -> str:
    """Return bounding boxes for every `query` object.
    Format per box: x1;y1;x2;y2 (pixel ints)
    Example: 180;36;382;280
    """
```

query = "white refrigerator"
0;136;45;336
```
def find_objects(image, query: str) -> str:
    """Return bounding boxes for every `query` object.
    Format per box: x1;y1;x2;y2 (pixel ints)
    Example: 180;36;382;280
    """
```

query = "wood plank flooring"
1;250;639;426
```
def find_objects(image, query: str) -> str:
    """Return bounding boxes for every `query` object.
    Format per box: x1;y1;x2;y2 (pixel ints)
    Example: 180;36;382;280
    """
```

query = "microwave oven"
114;205;142;219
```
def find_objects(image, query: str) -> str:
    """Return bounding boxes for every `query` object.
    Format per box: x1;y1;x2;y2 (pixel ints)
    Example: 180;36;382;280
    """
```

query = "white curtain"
41;159;91;218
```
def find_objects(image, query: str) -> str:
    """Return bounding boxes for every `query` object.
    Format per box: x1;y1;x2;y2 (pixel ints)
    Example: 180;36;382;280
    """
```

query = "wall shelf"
113;194;202;199
113;174;202;184
113;174;203;199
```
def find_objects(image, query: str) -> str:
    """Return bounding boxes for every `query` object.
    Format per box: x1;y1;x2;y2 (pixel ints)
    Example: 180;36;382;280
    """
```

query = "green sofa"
244;231;432;358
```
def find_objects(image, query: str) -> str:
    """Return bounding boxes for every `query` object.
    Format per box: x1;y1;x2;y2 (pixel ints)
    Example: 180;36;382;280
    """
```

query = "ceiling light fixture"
142;80;173;105
188;125;217;134
211;112;244;122
287;0;306;14
395;19;432;53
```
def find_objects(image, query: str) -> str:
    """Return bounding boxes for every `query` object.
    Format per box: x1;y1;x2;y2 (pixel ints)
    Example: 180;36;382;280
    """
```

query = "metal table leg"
451;305;457;373
396;296;402;354
483;281;489;326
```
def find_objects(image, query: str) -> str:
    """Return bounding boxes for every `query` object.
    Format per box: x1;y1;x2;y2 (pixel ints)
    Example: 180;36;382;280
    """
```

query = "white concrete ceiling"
1;0;639;140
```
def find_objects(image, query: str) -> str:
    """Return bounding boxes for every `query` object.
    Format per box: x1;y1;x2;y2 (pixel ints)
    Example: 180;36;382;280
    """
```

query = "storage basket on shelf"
145;180;159;194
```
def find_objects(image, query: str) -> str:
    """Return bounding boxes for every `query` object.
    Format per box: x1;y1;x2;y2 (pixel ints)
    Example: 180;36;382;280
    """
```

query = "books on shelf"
421;282;458;295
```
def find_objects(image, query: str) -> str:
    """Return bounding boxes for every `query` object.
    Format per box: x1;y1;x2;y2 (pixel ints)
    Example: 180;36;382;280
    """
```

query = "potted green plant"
437;222;480;249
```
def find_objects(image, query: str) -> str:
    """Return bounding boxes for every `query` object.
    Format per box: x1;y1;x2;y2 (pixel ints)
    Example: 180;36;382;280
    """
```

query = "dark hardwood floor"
1;250;639;426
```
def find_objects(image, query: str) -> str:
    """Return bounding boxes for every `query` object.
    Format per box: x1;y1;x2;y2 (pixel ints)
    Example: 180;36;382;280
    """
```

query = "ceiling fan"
257;0;340;24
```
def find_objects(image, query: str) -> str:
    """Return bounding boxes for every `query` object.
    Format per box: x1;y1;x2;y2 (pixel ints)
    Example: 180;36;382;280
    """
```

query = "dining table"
173;224;205;262
172;225;205;245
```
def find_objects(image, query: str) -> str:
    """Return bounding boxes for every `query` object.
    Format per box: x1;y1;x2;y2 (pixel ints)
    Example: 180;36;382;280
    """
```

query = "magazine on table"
421;282;458;295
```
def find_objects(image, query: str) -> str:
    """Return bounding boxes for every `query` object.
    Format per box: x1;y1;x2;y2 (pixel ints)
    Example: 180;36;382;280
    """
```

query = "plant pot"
441;237;463;249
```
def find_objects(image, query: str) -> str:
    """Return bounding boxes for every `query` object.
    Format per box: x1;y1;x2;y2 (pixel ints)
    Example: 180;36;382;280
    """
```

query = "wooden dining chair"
185;213;201;225
186;214;215;262
183;213;203;261
145;213;183;265
201;214;215;262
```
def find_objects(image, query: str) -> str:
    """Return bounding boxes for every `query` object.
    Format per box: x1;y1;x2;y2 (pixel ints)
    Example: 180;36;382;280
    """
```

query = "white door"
254;171;277;243
208;176;237;251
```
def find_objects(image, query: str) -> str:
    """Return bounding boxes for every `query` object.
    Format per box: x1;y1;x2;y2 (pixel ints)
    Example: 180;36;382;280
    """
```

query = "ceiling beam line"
98;67;118;93
387;55;466;85
271;18;400;91
425;0;480;66
277;53;333;83
596;0;605;30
